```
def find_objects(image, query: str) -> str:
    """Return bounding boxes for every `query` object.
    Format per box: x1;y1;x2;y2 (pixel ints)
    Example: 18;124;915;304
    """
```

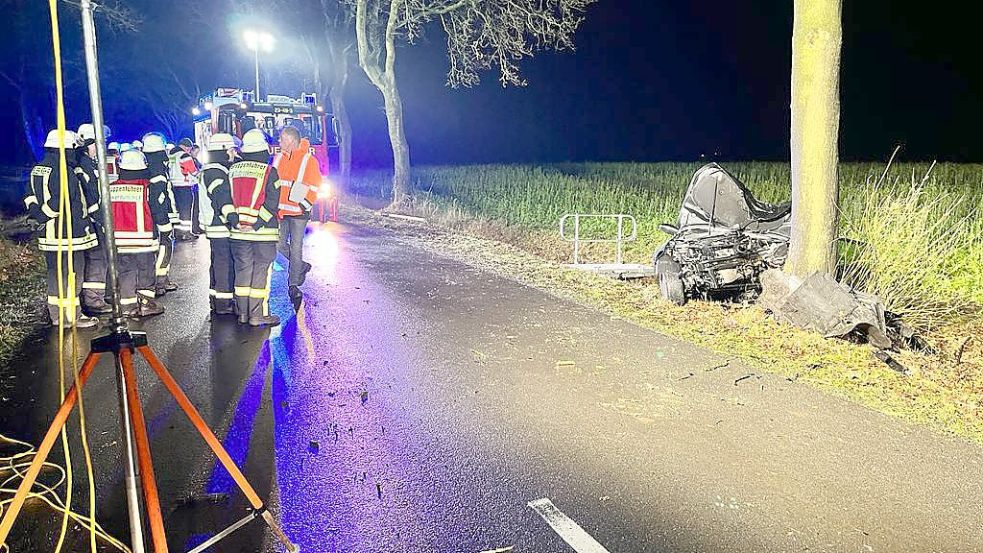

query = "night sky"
1;0;980;166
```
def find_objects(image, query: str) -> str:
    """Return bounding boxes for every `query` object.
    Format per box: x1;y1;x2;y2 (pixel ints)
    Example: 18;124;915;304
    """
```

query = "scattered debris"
706;360;730;372
873;350;909;376
384;212;428;223
360;390;369;405
956;336;972;365
376;481;383;499
758;270;892;349
309;440;320;454
734;374;756;386
677;372;695;381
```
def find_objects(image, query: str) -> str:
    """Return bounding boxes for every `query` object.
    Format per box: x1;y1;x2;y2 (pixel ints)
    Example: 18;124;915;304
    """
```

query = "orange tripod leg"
0;352;101;544
136;346;298;552
120;348;168;553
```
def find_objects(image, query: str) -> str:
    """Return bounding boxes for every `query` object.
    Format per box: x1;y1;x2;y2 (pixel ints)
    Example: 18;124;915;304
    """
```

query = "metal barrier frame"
559;213;638;265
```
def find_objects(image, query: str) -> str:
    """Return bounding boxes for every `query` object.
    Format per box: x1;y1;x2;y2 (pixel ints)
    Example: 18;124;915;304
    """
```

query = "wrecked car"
654;163;791;305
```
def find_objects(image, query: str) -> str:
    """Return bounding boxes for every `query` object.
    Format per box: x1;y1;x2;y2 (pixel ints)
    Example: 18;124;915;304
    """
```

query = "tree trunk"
327;39;353;188
380;78;411;206
786;0;843;277
329;88;353;186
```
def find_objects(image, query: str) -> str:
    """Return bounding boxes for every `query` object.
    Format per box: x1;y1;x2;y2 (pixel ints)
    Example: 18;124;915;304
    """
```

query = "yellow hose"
47;1;99;552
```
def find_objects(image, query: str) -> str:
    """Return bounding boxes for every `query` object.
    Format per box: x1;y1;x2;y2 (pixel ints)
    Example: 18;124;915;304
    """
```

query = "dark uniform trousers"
44;250;86;324
81;228;108;307
173;185;197;235
231;240;276;319
118;252;156;308
277;215;308;287
209;237;235;312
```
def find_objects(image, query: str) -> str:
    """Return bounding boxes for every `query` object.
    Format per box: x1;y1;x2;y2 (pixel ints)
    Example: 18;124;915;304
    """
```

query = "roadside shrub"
840;184;979;331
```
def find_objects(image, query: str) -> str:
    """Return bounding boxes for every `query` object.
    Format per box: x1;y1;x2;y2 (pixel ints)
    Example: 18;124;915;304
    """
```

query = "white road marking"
528;498;611;553
479;547;514;553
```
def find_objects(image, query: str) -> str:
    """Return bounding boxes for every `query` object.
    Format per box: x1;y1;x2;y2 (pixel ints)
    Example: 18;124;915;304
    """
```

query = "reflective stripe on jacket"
229;159;280;242
111;178;170;253
198;163;233;239
27;155;98;252
273;138;321;218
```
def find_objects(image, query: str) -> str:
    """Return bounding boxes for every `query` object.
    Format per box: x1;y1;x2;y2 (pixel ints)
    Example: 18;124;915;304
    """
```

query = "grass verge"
0;236;46;366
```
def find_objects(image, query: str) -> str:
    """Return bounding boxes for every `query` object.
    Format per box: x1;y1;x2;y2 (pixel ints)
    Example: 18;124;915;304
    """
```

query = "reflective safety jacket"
273;139;320;218
197;162;234;239
110;177;172;253
24;151;98;252
147;151;178;226
168;149;199;188
228;159;280;241
105;155;119;183
76;154;102;223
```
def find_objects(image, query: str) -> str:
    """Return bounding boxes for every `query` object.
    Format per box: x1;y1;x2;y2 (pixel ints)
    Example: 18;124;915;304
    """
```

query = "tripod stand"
0;329;299;553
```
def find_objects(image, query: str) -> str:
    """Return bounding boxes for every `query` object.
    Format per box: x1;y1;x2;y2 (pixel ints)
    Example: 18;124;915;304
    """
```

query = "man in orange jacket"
273;126;320;299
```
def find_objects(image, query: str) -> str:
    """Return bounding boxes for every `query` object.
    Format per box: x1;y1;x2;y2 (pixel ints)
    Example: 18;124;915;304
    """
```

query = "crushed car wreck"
654;163;792;305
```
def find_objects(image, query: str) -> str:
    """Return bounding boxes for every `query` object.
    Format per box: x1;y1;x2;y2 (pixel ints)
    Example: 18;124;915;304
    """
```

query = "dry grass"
0;237;46;365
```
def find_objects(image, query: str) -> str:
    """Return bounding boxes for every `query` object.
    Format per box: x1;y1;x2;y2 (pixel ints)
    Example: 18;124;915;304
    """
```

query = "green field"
351;162;983;331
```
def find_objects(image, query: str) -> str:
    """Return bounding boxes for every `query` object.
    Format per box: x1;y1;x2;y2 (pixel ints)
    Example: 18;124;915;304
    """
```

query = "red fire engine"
192;88;339;221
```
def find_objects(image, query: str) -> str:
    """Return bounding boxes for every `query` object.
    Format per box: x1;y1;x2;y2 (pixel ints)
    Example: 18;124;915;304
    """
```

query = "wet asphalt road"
2;219;983;552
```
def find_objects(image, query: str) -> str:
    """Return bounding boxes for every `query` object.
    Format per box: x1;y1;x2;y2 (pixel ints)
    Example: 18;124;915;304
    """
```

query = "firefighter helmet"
77;123;112;142
166;143;175;151
118;150;148;171
108;141;120;152
141;133;167;153
240;129;269;154
207;133;236;152
44;129;79;149
119;143;133;152
179;138;194;149
132;140;144;150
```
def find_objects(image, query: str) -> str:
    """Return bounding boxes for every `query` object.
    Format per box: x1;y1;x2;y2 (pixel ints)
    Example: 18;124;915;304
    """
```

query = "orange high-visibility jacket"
273;138;321;218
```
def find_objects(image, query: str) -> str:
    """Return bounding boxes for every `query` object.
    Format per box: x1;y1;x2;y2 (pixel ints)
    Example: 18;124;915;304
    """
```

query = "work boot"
122;306;140;319
288;285;303;300
156;280;178;296
238;313;249;325
248;314;280;327
298;262;313;285
83;298;113;316
138;298;165;317
215;304;236;316
54;315;99;329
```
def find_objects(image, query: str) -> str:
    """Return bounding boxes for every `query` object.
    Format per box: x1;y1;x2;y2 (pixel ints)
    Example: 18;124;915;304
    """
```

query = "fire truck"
191;88;339;221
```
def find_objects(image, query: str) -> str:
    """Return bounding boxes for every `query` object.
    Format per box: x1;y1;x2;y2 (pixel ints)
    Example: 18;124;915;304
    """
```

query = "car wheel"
659;271;686;305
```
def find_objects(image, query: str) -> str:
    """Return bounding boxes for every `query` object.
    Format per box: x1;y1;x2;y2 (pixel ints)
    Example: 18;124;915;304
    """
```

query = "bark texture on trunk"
787;0;843;277
381;82;410;205
328;38;353;187
354;0;413;208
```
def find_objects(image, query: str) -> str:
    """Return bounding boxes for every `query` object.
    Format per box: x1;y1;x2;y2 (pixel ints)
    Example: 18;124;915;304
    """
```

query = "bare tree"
786;0;843;276
350;0;596;206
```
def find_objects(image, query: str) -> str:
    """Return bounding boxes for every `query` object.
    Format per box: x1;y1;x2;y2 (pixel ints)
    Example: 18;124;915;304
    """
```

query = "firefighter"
111;150;169;317
141;132;178;295
24;130;99;328
168;137;200;240
75;124;112;316
106;141;120;183
273;126;319;300
228;129;281;326
197;133;237;316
